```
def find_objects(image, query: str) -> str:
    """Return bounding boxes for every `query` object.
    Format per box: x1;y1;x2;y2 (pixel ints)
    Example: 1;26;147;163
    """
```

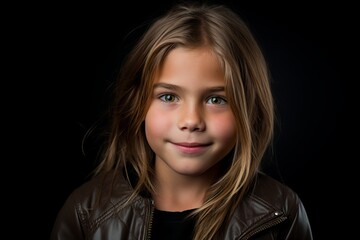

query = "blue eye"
159;94;178;102
207;96;226;105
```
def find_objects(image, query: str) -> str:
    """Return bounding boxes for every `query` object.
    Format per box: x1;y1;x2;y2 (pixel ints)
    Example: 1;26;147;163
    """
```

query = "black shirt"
151;208;196;240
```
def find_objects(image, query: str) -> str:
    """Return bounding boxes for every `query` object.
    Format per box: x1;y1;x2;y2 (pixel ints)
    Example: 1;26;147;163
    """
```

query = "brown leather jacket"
51;169;313;240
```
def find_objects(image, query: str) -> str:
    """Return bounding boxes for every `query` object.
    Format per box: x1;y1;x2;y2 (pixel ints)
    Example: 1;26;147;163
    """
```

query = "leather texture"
51;169;313;240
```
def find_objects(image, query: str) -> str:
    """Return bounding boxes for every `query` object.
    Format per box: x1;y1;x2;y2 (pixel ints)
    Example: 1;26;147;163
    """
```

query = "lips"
171;142;212;154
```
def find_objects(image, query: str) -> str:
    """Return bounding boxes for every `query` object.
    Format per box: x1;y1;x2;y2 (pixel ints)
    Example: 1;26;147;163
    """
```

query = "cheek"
145;106;171;141
209;113;237;144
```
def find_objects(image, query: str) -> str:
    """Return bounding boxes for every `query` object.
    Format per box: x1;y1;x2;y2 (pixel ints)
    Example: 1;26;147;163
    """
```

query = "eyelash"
159;93;179;102
207;96;227;105
158;93;227;105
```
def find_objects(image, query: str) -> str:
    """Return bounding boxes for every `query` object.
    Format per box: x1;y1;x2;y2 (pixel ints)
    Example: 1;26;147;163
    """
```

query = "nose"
177;103;205;132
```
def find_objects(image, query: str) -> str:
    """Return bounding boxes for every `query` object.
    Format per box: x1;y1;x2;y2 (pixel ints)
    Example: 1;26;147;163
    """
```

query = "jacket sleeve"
50;193;85;240
283;196;313;240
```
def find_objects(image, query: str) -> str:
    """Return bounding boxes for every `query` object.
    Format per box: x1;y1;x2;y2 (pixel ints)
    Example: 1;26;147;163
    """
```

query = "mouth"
171;142;212;154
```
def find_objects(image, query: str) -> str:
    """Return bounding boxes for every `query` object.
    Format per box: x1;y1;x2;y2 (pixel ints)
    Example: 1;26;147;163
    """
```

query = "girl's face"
145;47;236;178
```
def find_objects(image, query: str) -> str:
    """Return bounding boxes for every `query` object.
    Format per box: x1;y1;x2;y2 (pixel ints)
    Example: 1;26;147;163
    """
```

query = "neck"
153;161;219;211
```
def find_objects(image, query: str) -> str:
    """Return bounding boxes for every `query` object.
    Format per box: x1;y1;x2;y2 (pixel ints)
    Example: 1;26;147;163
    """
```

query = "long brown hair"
94;3;274;239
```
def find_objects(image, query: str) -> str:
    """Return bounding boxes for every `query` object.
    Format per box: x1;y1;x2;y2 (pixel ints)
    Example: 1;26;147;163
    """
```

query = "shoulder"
228;173;313;239
51;169;149;239
249;172;302;210
235;171;307;225
66;169;134;209
243;172;308;222
56;169;140;230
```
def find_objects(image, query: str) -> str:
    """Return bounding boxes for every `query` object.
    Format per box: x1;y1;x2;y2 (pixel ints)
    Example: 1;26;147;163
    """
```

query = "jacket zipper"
241;211;287;240
146;199;155;240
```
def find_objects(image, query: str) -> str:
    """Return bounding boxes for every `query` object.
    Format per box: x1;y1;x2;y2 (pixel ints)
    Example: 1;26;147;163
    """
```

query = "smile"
171;142;212;154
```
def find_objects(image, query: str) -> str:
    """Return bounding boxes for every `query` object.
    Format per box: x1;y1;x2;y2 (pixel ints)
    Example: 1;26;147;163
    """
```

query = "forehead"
154;47;224;85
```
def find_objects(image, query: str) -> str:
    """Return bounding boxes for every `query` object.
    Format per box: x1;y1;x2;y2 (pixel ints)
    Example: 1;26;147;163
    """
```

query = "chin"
174;166;213;177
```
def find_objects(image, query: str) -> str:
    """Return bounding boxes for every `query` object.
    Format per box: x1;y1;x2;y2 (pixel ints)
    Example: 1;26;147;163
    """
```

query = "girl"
51;2;313;240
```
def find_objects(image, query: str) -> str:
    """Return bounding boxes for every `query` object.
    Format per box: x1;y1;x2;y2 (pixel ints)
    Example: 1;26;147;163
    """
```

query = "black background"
9;1;355;239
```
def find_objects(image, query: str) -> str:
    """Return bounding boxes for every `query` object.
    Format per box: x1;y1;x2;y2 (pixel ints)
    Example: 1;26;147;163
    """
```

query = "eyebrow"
153;83;225;93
